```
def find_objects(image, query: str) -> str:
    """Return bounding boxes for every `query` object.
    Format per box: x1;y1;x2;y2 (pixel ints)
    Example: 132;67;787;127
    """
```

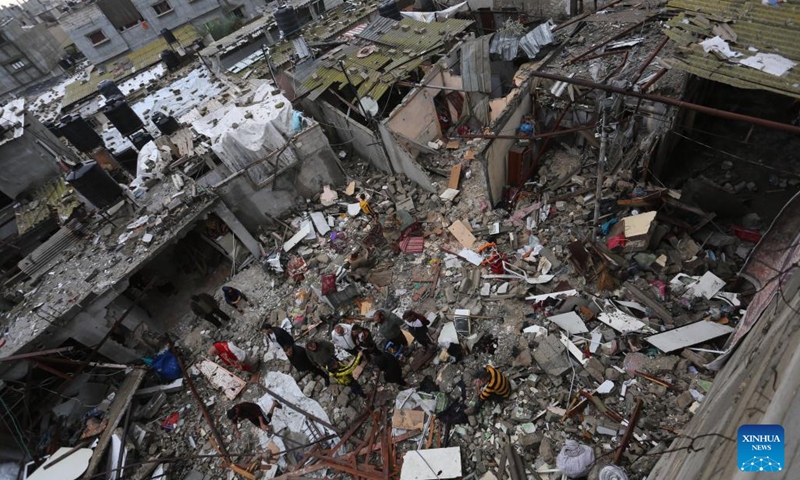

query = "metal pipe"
0;347;74;363
593;112;608;238
613;397;643;464
263;387;343;436
552;0;626;32
454;124;596;140
529;70;800;134
565;18;650;65
166;335;232;466
631;36;670;84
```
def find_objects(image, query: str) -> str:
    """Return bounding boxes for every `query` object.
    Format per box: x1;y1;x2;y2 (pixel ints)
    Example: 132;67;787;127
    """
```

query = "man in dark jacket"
261;323;295;349
284;344;329;386
190;293;230;327
305;339;336;371
402;309;432;348
374;310;409;354
227;402;280;437
370;350;407;387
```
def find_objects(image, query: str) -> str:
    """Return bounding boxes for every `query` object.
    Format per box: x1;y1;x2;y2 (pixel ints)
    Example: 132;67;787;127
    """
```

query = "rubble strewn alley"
1;1;799;480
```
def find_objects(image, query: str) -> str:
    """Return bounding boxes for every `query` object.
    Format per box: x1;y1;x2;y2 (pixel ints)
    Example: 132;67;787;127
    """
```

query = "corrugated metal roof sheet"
665;0;800;98
294;16;472;102
461;35;492;93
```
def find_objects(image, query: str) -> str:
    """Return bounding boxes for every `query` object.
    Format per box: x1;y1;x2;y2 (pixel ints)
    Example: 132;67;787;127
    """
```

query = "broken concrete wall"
479;83;532;206
301;97;393;173
385;68;444;149
378;122;435;193
211;124;345;229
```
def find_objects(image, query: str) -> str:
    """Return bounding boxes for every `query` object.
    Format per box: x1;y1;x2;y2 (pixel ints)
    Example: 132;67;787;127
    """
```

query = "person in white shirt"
331;323;359;355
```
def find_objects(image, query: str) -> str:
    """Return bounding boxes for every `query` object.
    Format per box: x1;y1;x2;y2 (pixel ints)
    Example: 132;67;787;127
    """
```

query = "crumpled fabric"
599;465;629;480
556;440;595;478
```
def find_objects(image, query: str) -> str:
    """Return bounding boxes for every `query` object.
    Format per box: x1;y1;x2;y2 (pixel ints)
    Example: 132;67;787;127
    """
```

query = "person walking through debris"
402;309;433;348
284;344;329;386
189;293;230;327
374;310;409;355
359;193;375;216
331;323;359;355
369;350;407;387
261;323;295;349
222;286;251;313
208;341;258;372
326;352;366;398
465;365;511;415
352;325;378;354
227;401;280;437
305;339;336;371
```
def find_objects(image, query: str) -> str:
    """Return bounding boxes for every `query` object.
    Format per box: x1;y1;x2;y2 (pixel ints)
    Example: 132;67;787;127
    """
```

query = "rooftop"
61;24;200;108
292;16;473;101
665;0;800;98
0;99;26;148
0;179;217;360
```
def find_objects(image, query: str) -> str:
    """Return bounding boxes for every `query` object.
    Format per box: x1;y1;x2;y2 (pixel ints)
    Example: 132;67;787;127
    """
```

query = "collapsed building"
0;0;799;479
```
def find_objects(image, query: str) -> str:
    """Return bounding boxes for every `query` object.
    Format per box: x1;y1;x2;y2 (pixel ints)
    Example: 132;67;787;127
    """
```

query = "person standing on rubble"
326;353;366;398
261;323;295;349
189;293;230;328
374;310;410;356
359;193;375;216
331;323;359;355
305;339;336;371
222;286;251;314
208;341;258;372
465;365;511;415
368;350;407;387
284;344;329;386
227;401;280;437
402;309;433;349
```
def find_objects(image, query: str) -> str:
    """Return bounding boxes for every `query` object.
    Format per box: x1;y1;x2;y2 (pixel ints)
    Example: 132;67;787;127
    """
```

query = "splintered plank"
197;359;247;400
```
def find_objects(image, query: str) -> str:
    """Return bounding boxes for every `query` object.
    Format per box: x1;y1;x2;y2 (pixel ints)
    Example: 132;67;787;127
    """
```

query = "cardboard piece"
440;188;460;201
646;321;734;353
464;149;475;161
446;139;461;150
345;181;356;196
448;164;462;189
547;312;589;335
618;211;657;252
448;220;476;248
392;409;426;430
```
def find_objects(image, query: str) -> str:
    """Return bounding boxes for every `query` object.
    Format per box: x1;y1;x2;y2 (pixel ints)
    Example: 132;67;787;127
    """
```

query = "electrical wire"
0;396;33;459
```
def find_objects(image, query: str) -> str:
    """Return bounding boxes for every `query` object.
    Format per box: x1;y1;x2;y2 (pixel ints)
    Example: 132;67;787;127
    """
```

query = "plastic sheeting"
599;465;630;480
192;83;298;185
401;2;468;23
556;440;595;478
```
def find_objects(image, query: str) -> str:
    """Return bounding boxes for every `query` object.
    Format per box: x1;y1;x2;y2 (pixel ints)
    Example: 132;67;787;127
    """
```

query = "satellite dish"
359;97;379;117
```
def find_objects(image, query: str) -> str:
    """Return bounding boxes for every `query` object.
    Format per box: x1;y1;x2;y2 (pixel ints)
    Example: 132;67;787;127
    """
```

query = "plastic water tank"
97;79;124;101
59;114;103;152
130;130;154;150
378;1;402;20
152;112;180;136
65;161;123;209
160;50;181;70
161;28;178;45
102;99;144;137
275;5;301;38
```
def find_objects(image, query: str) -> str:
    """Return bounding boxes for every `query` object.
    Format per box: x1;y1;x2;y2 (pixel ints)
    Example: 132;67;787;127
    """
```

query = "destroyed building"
0;17;65;97
1;1;800;480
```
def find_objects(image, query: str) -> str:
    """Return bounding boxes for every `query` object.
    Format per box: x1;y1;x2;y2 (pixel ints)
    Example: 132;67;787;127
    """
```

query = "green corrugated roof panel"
665;0;800;98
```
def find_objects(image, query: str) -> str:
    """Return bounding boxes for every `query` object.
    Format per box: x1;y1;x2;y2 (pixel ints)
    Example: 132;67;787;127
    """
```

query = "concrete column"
213;202;261;258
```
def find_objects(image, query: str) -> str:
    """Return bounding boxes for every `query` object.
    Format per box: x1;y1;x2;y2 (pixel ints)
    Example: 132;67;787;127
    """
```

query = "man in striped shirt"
466;365;511;414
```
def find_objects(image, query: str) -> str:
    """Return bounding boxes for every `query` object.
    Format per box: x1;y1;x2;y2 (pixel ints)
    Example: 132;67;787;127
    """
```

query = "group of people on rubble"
195;291;512;437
